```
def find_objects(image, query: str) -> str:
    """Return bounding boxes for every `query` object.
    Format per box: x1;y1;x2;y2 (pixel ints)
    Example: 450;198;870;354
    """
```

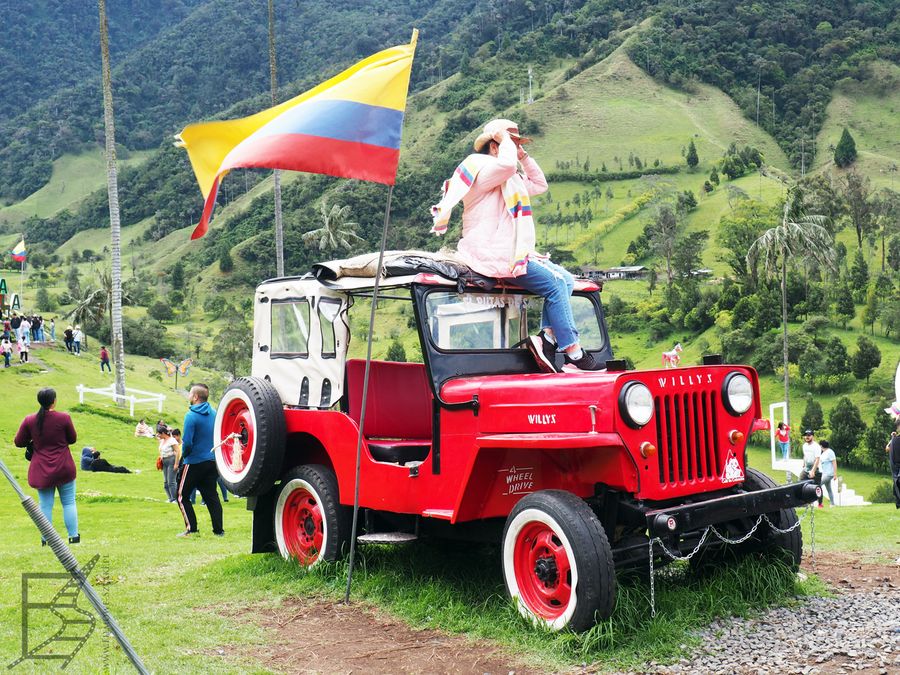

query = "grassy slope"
0;150;151;228
527;48;790;174
813;60;900;190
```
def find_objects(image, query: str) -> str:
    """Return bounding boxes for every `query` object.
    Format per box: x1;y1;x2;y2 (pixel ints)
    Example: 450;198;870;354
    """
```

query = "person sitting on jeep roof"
430;118;602;372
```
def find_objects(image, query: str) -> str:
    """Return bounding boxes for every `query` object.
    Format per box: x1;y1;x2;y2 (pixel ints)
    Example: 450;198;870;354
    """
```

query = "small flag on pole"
10;239;26;262
176;31;418;239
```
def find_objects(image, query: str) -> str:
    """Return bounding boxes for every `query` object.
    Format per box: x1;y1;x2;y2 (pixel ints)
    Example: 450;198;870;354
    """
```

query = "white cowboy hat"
473;118;532;152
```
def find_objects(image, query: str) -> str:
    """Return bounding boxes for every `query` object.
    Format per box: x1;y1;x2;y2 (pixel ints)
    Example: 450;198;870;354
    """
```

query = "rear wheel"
274;465;350;567
214;377;285;496
502;490;615;632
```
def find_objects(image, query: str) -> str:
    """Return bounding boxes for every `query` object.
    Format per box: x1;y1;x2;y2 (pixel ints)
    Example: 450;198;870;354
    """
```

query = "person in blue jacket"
175;384;223;537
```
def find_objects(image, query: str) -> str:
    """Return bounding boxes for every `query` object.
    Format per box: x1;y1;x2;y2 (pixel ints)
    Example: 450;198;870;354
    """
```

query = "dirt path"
233;598;538;674
801;550;899;592
231;553;898;674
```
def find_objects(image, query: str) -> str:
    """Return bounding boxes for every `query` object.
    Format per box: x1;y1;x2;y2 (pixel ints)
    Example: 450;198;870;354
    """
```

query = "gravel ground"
641;590;900;674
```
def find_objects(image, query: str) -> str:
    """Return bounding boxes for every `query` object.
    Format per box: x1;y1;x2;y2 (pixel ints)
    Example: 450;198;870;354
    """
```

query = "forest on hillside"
3;0;899;477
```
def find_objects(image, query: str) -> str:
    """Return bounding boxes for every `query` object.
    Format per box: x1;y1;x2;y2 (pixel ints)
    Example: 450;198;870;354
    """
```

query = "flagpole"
19;234;25;311
344;184;393;604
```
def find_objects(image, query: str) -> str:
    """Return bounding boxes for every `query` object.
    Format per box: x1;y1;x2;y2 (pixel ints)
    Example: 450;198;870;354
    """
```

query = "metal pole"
344;184;393;604
0;457;149;674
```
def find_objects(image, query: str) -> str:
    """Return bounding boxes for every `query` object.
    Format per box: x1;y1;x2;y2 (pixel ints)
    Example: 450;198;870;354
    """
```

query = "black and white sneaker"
527;331;558;373
562;351;605;372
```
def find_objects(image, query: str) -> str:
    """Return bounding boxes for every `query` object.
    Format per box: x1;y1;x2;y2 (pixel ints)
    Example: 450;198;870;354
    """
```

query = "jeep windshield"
422;289;606;352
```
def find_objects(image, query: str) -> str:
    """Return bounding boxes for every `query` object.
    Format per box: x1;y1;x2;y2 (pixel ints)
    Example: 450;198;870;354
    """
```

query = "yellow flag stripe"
178;36;416;198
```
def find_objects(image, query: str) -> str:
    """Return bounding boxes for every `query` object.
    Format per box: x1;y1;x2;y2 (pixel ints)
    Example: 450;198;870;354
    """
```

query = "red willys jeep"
213;260;819;631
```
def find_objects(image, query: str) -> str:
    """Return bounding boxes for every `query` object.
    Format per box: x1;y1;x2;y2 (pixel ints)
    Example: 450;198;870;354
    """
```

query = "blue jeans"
101;359;111;372
778;441;790;461
513;259;578;350
822;474;835;503
37;480;78;538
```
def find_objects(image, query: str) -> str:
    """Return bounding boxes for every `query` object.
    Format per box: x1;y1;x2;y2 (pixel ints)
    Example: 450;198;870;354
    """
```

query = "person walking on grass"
17;334;29;363
175;384;223;537
99;345;111;373
811;440;838;507
14;388;80;544
1;336;11;368
886;422;900;509
72;326;83;355
157;425;179;503
800;429;823;507
430;118;602;372
49;318;56;342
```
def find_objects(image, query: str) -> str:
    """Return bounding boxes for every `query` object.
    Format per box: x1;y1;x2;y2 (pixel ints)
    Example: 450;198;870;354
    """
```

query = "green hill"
0;150;151;228
813;60;900;189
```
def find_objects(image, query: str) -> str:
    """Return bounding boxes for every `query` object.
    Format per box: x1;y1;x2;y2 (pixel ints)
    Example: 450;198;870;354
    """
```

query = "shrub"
800;395;824;433
833;128;857;168
828;396;866;463
867;480;894;504
386;340;407;362
148;301;170;323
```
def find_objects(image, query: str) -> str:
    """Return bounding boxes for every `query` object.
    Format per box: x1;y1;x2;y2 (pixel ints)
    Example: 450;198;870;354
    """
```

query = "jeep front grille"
654;392;721;486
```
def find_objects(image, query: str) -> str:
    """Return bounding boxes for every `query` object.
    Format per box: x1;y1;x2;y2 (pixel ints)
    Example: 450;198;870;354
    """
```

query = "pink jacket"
458;137;548;278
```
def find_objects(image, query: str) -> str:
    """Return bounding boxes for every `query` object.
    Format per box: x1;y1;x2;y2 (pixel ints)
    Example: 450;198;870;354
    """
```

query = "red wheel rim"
220;397;255;476
281;485;324;565
512;521;572;620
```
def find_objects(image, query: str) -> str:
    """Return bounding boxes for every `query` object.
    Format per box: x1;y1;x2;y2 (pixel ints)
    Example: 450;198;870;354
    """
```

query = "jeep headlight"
722;372;753;415
619;381;653;428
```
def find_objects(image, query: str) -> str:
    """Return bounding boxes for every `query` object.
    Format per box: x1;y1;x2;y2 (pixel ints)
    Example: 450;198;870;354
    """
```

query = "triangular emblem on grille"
720;449;745;483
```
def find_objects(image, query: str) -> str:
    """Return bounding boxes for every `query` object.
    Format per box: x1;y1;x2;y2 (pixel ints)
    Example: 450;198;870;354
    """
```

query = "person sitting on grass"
134;418;155;438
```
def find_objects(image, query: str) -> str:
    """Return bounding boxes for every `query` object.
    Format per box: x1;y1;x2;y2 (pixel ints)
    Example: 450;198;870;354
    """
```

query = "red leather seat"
346;359;432;464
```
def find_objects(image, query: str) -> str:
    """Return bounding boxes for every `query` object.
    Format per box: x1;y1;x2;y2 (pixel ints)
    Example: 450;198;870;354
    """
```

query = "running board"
356;532;418;545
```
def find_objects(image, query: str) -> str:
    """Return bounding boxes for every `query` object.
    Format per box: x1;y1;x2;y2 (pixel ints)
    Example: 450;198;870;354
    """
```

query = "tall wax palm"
98;0;126;402
747;187;834;421
268;0;285;276
301;202;363;252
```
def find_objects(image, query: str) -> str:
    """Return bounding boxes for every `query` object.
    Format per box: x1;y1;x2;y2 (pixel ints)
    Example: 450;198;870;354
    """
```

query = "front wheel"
691;467;803;574
502;490;616;632
742;467;803;568
274;465;351;567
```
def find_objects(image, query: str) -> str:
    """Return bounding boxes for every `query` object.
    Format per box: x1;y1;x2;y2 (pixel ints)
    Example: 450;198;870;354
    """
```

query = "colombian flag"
177;31;418;239
10;239;26;263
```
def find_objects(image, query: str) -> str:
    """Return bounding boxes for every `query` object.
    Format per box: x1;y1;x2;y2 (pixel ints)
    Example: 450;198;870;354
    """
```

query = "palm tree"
301;202;363;252
268;0;285;277
747;187;834;420
64;270;133;345
98;0;126;403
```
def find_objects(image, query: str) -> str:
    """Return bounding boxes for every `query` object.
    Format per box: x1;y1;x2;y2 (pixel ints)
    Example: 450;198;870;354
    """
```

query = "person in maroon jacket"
14;388;80;544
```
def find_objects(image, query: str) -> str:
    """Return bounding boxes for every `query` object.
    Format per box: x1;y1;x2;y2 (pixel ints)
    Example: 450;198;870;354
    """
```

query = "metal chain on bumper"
647;504;815;617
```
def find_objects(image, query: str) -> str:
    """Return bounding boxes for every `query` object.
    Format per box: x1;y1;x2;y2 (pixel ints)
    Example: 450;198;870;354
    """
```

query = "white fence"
76;384;165;417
